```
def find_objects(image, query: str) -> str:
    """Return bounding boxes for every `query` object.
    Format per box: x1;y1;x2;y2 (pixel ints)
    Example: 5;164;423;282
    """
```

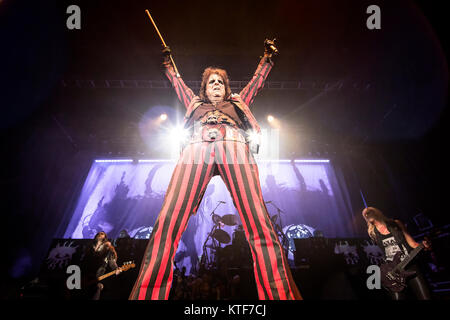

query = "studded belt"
188;123;247;144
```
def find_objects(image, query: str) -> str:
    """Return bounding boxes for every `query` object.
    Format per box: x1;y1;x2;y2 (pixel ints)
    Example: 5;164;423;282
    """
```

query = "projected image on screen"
64;159;354;273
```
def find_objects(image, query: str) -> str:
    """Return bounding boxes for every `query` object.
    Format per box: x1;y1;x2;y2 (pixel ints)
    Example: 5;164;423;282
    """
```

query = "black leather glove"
264;38;278;57
162;46;171;56
162;46;172;64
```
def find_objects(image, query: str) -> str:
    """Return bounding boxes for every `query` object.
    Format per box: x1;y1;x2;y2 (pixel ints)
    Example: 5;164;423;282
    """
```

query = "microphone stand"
268;202;284;230
267;201;291;253
210;201;224;217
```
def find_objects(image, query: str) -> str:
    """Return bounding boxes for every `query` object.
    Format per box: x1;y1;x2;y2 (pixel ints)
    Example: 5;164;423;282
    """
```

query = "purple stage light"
94;159;134;163
64;158;355;274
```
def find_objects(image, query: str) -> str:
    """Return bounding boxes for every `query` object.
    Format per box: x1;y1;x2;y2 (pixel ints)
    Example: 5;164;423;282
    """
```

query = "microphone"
264;39;278;55
269;44;278;54
265;201;272;204
219;201;226;204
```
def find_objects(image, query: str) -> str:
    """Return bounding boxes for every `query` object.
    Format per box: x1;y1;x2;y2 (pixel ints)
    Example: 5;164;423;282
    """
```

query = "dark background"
0;0;448;298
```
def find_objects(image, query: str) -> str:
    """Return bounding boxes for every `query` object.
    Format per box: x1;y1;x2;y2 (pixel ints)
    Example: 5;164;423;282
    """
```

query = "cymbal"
212;213;222;225
212;229;231;244
221;214;238;226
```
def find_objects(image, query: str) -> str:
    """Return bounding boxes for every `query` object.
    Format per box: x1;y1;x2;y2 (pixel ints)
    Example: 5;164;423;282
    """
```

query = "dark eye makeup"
209;79;224;84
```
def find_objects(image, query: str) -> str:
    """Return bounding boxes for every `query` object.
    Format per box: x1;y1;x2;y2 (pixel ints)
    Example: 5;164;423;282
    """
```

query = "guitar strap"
387;221;413;253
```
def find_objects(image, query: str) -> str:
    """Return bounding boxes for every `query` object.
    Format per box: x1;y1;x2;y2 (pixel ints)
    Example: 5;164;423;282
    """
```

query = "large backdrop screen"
64;159;356;273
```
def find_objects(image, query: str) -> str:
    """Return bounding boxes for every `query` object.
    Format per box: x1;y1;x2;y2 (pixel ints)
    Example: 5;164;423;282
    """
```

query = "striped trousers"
129;140;302;300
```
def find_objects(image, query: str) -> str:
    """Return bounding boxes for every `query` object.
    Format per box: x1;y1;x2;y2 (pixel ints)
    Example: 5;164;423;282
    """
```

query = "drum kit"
200;201;240;269
200;200;290;270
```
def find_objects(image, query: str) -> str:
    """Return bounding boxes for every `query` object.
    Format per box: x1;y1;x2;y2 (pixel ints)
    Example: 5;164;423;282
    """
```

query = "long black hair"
93;231;108;243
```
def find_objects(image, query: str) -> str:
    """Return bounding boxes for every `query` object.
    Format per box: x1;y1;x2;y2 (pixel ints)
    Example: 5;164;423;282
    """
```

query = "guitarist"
81;231;122;300
362;207;432;300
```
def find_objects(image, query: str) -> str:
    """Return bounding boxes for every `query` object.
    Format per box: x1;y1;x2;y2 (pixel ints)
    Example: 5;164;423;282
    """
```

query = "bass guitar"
380;244;424;292
82;261;136;289
97;261;135;281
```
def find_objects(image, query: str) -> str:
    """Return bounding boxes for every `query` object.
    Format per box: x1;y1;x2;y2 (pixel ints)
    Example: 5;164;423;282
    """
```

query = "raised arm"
162;47;195;109
239;39;277;107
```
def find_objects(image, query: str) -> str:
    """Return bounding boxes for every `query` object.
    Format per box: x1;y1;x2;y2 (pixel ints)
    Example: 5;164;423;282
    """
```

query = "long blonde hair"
362;207;395;240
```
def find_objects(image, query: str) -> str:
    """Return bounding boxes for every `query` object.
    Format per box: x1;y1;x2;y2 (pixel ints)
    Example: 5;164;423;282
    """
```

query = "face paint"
206;73;225;103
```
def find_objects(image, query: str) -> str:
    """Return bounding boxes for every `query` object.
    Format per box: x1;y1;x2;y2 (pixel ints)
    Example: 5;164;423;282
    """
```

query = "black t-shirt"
375;230;410;262
82;242;117;278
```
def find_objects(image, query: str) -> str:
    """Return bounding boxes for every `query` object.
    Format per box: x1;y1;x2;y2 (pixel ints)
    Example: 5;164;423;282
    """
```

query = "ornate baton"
145;10;180;77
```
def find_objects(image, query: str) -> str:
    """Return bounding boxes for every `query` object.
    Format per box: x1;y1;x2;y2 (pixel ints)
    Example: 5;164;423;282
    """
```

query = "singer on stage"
129;39;302;300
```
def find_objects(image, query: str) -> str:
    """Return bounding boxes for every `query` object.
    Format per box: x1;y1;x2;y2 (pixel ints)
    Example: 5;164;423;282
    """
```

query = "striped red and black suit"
129;56;302;300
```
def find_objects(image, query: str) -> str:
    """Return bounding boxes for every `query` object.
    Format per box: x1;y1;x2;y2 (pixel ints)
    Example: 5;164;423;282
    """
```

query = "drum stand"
200;201;229;270
201;224;221;269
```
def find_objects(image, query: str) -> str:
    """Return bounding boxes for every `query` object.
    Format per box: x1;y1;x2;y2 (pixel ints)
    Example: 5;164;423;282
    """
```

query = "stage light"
165;124;190;157
169;125;189;145
160;113;168;121
138;159;174;163
266;115;281;129
246;130;260;144
246;129;261;154
95;159;134;163
295;159;330;163
132;226;154;239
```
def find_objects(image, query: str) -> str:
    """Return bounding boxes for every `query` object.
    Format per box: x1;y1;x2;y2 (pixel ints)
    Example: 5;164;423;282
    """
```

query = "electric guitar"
380;244;424;292
97;261;135;281
82;261;136;289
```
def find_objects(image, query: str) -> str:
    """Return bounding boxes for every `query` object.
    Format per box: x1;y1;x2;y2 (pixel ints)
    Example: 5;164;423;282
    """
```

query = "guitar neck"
395;243;424;271
98;270;116;281
96;262;135;281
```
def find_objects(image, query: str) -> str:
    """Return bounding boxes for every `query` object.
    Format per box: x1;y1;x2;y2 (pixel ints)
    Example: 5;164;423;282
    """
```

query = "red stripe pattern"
239;57;273;107
164;65;195;109
129;141;302;300
164;56;273;110
129;56;301;300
